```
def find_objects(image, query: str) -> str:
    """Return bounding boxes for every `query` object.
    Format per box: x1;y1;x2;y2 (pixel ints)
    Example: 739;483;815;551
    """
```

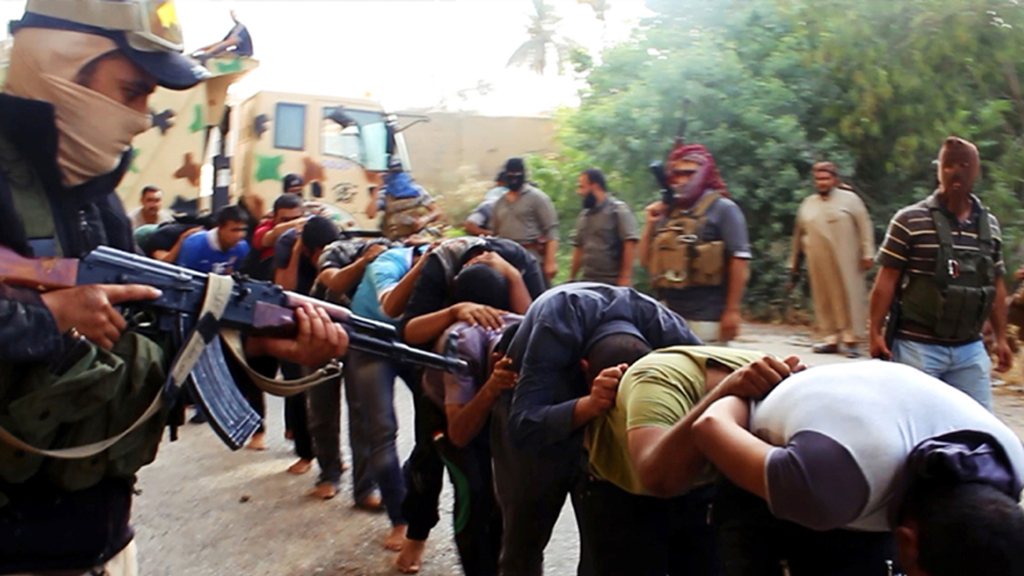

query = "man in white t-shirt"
128;185;174;229
693;360;1024;576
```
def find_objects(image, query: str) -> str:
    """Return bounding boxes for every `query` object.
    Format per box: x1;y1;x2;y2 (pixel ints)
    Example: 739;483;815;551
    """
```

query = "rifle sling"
219;329;341;396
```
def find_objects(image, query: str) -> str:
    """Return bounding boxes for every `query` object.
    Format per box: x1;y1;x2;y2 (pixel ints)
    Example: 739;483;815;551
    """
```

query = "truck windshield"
321;107;388;171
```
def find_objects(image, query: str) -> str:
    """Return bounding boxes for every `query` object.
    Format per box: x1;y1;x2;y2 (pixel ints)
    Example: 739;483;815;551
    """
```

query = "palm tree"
578;0;609;21
507;0;579;75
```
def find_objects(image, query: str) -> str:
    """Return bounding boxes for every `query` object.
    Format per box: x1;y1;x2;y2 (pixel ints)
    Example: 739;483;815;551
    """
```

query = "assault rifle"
650;161;673;207
0;246;466;448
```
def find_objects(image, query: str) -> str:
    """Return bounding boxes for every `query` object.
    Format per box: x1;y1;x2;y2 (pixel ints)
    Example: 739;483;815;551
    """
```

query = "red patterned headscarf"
668;144;729;198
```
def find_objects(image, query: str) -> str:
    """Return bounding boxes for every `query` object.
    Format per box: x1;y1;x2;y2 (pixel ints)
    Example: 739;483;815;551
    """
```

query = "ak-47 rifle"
0;245;466;449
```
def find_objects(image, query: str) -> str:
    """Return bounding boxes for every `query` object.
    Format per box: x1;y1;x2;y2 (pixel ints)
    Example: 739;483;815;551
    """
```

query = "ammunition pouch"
899;201;996;341
0;333;167;499
650;192;726;289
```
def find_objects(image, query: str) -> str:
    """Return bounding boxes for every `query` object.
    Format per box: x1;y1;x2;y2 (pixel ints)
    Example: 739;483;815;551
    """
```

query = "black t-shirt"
138;222;192;257
399;237;546;338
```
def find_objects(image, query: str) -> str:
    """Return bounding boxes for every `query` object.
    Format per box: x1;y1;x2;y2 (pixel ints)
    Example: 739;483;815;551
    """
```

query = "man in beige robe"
789;162;874;357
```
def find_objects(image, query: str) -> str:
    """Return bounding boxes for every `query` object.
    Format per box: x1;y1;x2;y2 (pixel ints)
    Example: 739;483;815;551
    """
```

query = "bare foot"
287;458;313;475
308;483;337;500
355;493;384;512
394;538;426;573
383;524;407;551
246;432;267;451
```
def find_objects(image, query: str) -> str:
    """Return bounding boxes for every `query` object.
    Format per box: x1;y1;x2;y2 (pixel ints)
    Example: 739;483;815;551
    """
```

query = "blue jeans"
892;338;992;410
343;349;407;526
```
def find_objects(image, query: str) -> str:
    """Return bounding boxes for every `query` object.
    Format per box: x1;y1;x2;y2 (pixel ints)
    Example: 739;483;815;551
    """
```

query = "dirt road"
134;324;1024;575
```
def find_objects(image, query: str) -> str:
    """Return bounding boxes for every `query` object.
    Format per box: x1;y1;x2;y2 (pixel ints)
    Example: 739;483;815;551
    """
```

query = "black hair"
901;481;1024;576
453;263;511;310
584;333;650;383
582;167;607;191
141;185;161;199
273;193;303;213
496;170;507;185
282;173;304;193
215;205;248;227
301;216;339;251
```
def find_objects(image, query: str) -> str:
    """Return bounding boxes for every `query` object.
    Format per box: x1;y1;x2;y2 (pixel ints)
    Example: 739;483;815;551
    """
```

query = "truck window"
275;102;306;150
321;107;388;171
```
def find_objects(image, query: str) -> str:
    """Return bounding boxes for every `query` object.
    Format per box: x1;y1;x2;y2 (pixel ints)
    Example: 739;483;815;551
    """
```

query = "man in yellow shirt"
583;347;802;576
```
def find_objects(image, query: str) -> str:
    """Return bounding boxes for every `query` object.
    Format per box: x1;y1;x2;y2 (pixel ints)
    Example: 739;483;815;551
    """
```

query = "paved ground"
133;323;1024;575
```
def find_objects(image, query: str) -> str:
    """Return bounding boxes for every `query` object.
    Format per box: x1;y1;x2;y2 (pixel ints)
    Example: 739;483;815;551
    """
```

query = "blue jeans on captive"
343;349;408;526
892;338;993;410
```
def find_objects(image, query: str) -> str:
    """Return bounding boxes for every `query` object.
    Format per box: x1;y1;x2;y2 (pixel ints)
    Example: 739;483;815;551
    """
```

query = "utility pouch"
0;332;166;494
650;192;724;289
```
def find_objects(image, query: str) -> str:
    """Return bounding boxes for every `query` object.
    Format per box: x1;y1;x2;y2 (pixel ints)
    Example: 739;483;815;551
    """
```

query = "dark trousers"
281;362;314;461
401;392;502;576
577;478;720;576
490;393;592;576
714;480;900;576
305;374;346;486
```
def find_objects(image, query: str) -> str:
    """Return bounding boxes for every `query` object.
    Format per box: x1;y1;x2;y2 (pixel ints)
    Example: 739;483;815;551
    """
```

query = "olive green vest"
649;192;726;289
0;132;167;505
899;198;996;341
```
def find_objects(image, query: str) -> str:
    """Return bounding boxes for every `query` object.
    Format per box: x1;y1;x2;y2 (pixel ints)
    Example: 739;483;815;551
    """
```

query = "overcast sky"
0;0;653;116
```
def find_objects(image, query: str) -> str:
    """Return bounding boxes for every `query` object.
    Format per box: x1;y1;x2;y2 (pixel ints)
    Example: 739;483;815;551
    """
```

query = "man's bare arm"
868;266;901;359
692;396;771;499
618;240;637;286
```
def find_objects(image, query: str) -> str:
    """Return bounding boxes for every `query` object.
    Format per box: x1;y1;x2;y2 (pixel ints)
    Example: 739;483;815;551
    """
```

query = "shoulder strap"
977;204;993;245
928;205;955;254
693;191;722;218
0;130;60;256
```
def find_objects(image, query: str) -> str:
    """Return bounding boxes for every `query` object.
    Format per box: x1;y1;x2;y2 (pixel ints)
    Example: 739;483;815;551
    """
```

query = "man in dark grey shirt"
570;168;640;286
492;158;560;283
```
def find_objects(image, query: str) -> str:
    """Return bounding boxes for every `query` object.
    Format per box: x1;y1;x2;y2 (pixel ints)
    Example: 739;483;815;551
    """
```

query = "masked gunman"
870;137;1012;409
366;158;443;241
491;157;561;283
0;2;347;573
640;144;751;343
789;162;874;358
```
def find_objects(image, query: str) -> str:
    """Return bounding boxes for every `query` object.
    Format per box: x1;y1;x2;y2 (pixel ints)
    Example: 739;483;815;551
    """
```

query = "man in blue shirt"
176;205;250;274
498;283;701;576
345;244;432;550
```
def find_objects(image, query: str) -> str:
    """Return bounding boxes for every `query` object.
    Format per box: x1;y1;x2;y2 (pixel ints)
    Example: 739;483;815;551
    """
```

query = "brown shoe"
287;458;313;475
811;342;839;354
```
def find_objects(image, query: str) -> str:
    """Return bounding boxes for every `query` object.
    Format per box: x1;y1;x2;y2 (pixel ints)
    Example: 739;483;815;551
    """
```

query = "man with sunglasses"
640;144;752;343
0;2;348;574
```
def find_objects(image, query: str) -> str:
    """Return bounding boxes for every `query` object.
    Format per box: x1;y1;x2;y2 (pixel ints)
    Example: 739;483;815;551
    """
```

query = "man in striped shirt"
869;137;1012;409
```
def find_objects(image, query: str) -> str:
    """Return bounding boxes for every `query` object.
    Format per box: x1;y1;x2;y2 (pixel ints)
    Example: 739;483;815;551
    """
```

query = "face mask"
5;29;152;187
582;191;598;209
47;74;152;187
506;172;525;192
671;163;710;209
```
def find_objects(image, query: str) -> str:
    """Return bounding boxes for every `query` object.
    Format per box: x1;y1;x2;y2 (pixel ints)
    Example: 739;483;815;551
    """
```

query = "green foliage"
536;0;1024;318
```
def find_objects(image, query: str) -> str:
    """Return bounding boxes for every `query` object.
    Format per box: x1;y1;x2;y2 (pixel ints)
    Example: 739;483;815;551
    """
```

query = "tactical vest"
649;192;726;289
899;199;996;341
0;132;167;503
383;194;431;240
